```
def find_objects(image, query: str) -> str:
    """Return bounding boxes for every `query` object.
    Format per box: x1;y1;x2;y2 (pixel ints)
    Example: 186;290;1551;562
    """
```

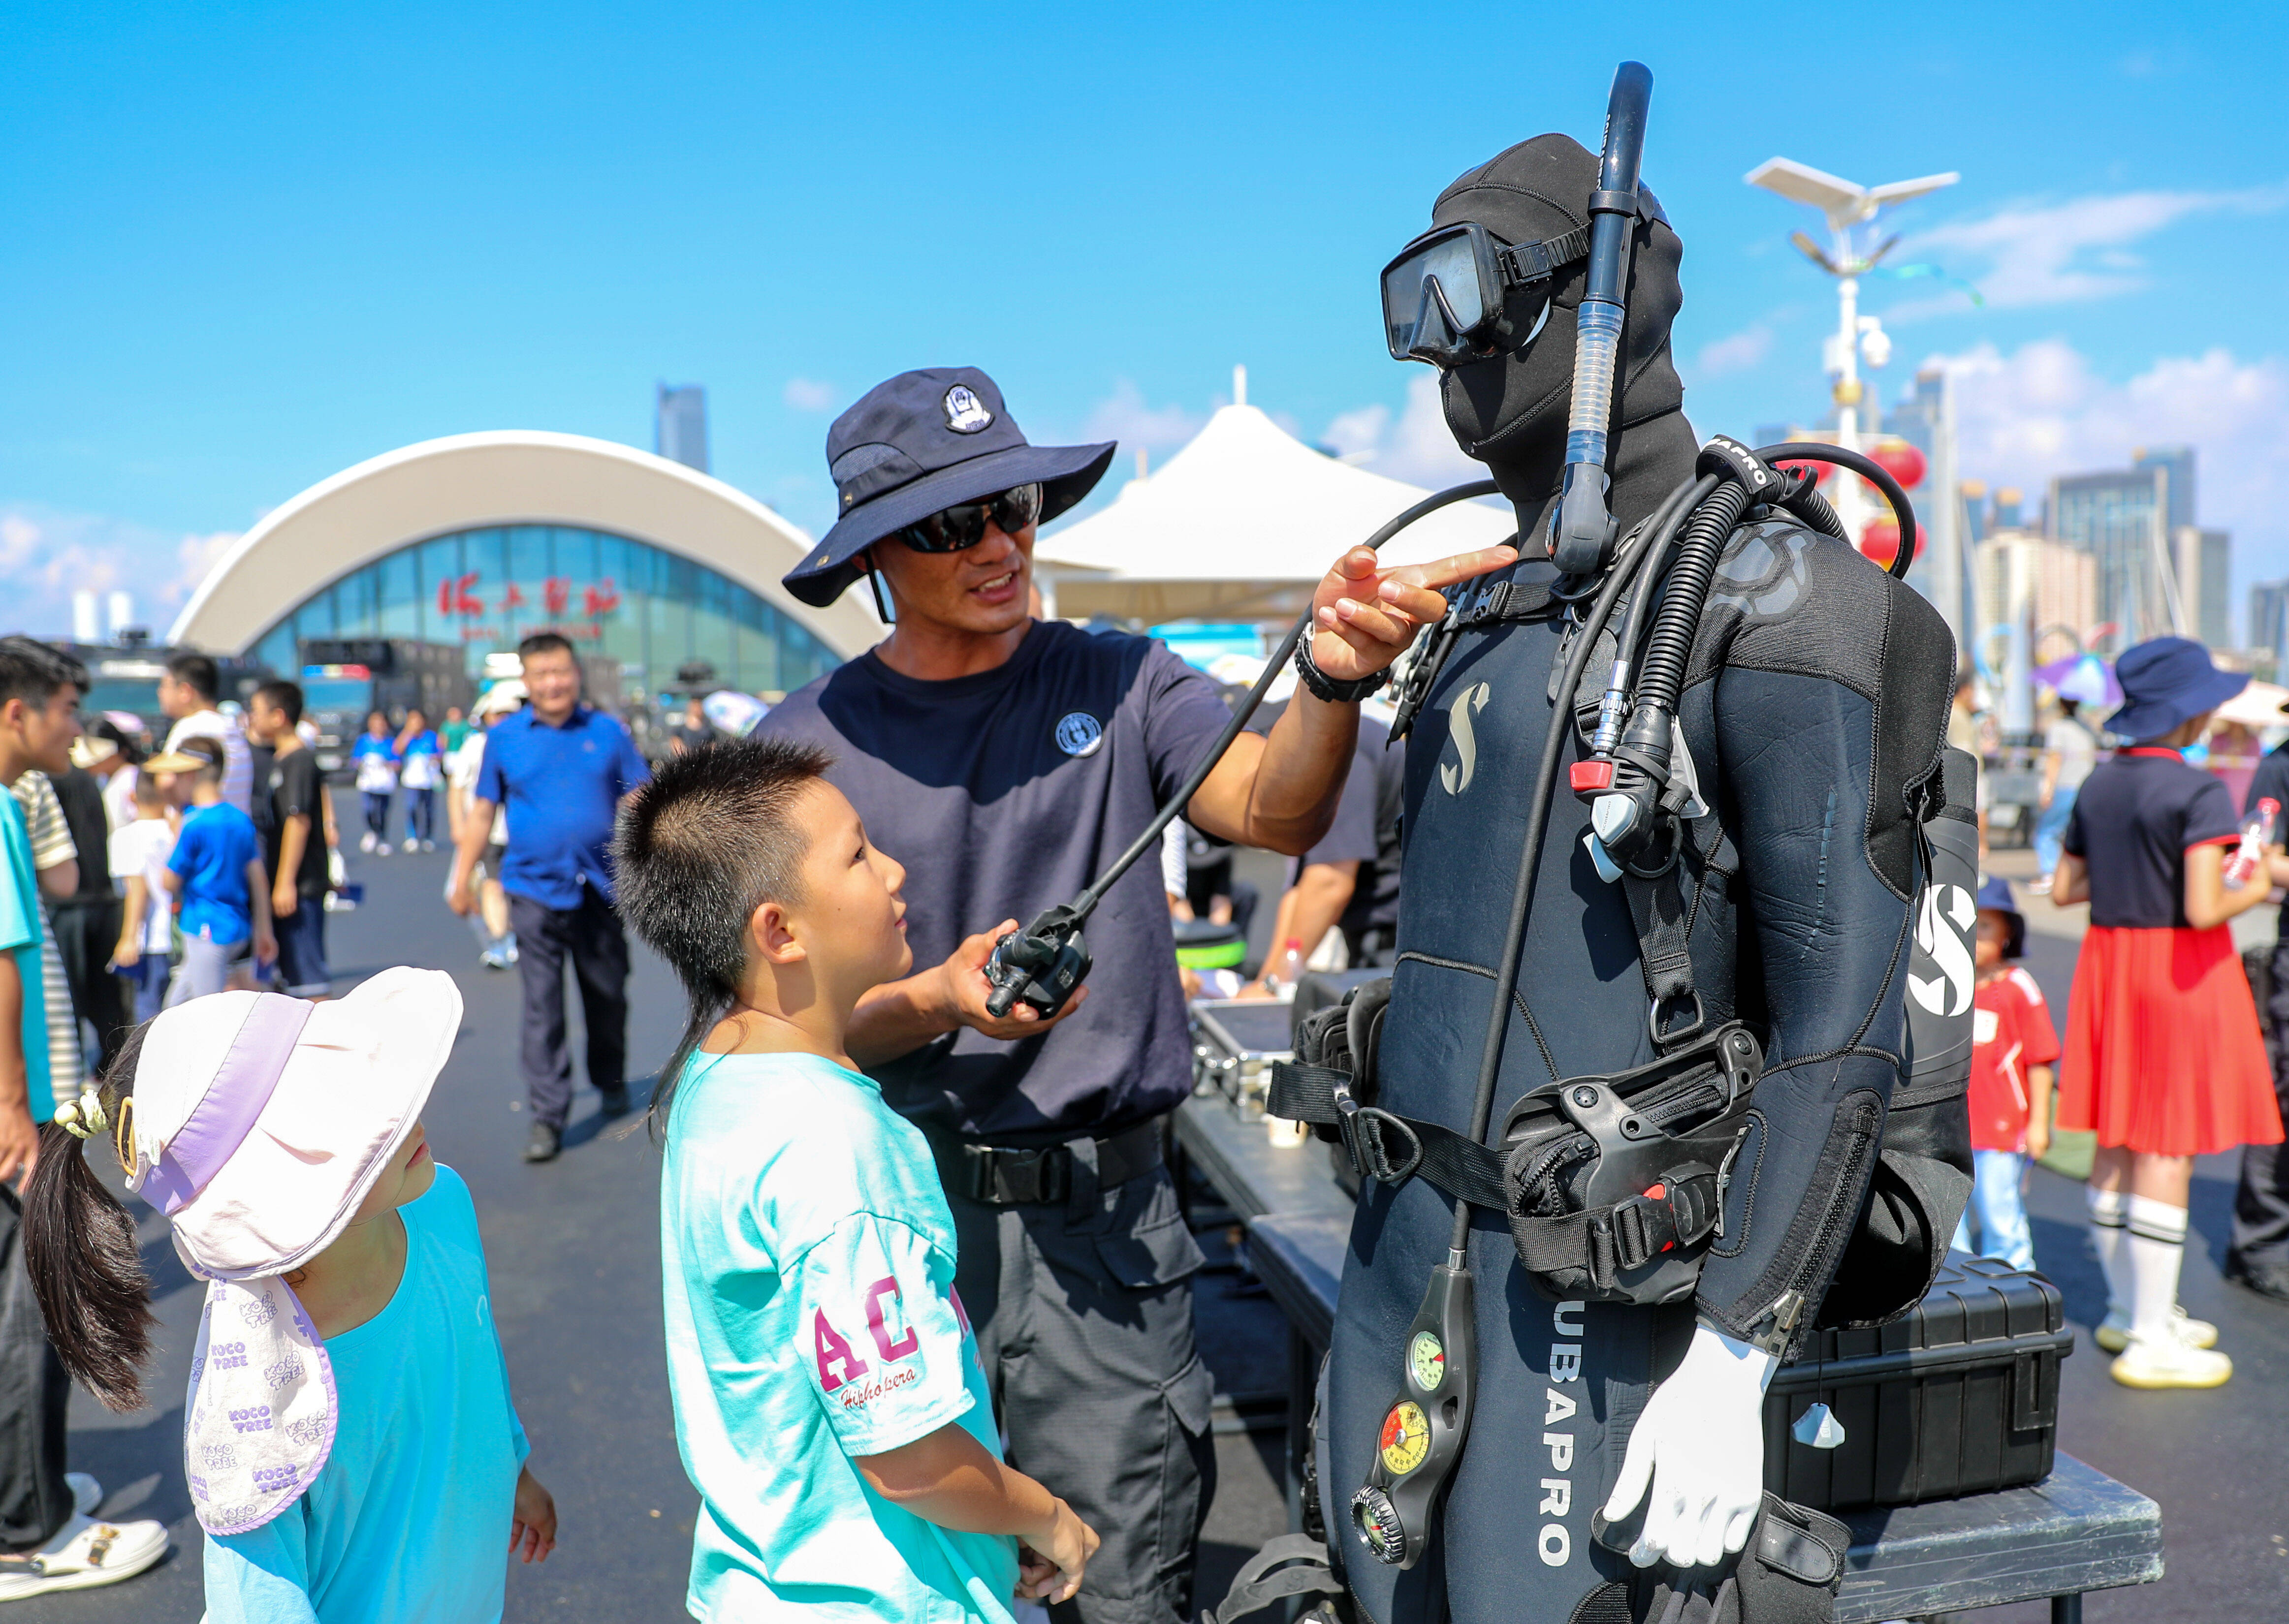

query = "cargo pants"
942;1137;1217;1624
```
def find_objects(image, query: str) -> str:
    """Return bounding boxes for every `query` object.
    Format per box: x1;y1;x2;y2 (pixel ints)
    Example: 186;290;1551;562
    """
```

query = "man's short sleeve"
2249;751;2289;820
276;754;321;823
476;731;509;805
0;809;39;957
794;1213;975;1458
1141;645;1243;807
13;778;70;873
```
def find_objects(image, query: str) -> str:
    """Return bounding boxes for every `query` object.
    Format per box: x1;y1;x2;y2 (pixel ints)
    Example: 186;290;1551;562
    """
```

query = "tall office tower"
657;384;709;474
2133;446;2196;534
2251;579;2289;671
2182;527;2232;649
2051;462;2174;646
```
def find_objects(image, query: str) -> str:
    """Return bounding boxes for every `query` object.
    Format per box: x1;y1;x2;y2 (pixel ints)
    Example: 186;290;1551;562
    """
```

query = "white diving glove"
1601;1320;1776;1569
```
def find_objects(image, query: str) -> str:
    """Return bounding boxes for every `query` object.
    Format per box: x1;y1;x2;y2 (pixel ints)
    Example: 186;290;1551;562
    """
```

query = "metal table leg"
2051;1592;2083;1624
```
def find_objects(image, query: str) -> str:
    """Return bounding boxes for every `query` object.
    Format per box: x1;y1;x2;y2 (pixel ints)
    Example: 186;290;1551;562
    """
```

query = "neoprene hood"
1431;134;1695;550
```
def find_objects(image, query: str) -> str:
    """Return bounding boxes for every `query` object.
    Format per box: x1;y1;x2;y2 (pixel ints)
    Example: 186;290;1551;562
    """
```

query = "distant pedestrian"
447;634;649;1162
71;716;143;835
447;685;522;968
0;635;166;1599
106;770;176;1023
1952;877;2057;1273
159;652;253;814
2029;697;2098;896
440;703;471;755
616;738;1098;1621
154;737;275;1004
396;707;444;851
664;693;710;755
2227;708;2289;1307
23;969;555;1620
351;710;398;854
247;682;332;1000
42;761;128;1072
2052;637;2285;1389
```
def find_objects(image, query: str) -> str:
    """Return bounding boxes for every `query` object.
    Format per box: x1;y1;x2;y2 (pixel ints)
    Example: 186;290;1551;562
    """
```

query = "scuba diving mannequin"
1295;109;1972;1624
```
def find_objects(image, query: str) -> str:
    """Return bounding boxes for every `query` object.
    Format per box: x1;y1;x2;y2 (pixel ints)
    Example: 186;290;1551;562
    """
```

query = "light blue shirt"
661;1051;1017;1624
203;1166;529;1624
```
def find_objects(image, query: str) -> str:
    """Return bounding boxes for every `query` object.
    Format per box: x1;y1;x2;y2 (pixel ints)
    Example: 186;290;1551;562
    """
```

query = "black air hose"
1631;478;1754;720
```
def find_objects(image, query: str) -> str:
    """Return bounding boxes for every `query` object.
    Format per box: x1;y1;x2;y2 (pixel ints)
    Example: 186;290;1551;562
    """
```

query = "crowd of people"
0;369;2278;1623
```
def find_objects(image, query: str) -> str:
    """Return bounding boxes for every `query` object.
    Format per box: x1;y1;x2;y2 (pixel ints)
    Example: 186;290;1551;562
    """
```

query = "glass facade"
245;525;839;702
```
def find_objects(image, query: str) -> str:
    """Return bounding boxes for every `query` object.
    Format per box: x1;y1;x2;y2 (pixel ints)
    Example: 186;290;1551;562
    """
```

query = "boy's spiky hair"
614;735;836;1137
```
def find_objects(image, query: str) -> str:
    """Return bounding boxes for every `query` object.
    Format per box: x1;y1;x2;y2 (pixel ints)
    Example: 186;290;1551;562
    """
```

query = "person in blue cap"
2228;689;2289;1305
1952;875;2057;1273
2050;635;2285;1389
763;366;1515;1624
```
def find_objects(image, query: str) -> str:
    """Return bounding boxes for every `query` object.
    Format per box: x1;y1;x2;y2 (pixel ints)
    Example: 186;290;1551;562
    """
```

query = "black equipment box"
1761;1255;2072;1512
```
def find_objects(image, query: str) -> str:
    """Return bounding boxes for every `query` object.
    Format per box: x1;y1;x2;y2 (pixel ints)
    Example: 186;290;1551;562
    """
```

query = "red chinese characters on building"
437;573;485;618
583;578;621;618
436;572;622;632
543;577;571;617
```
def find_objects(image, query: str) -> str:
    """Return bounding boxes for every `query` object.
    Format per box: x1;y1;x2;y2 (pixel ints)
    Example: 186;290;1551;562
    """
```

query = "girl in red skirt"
2053;636;2285;1390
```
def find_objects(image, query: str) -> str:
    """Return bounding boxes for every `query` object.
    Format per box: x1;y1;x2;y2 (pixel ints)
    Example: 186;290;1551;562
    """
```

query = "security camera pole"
1745;158;1958;550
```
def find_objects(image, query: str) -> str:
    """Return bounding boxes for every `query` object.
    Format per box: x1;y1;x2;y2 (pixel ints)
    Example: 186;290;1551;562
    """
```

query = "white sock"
2125;1195;2189;1346
2087;1187;2130;1317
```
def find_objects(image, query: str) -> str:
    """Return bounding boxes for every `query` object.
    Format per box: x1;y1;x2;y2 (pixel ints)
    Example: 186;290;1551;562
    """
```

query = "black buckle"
1610;1169;1721;1270
963;1144;1070;1206
1649;990;1707;1048
1334;1082;1423;1186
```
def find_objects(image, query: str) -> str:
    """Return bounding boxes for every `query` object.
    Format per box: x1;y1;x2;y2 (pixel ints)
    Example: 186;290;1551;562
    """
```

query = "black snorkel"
1546;62;1653;576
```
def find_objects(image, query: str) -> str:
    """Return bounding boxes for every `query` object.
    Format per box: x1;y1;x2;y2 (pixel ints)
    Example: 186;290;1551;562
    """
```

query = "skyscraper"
2051;463;2172;646
2251;579;2289;669
2133;445;2196;534
657;384;709;474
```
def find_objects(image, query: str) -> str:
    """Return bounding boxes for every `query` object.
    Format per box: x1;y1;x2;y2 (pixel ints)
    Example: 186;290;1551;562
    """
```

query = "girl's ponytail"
24;1023;155;1412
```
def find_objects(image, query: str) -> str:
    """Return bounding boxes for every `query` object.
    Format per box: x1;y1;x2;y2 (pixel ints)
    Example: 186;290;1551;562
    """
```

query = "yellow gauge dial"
1379;1402;1431;1474
1408;1330;1446;1392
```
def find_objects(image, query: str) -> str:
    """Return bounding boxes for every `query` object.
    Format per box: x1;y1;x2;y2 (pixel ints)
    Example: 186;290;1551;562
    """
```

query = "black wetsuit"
1324;515;1956;1624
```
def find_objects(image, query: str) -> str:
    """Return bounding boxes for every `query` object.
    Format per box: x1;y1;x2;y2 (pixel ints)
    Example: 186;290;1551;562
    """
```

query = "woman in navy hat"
2052;636;2285;1389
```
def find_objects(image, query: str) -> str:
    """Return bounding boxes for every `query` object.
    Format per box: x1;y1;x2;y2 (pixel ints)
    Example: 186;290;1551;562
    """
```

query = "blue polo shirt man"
450;633;650;1162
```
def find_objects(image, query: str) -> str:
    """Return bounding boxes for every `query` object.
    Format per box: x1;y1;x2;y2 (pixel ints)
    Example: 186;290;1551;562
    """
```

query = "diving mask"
1378;219;1587;367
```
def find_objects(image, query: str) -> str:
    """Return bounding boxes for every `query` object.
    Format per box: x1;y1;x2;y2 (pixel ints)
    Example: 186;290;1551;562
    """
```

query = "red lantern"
1869;437;1927;491
1859;516;1924;569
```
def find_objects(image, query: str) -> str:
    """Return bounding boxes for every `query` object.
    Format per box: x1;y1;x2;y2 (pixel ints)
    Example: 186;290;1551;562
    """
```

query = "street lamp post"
1745;157;1959;564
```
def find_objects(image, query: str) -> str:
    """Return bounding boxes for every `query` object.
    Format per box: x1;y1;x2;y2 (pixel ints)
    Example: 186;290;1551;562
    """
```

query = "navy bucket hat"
781;367;1116;608
2106;636;2247;742
1974;874;2025;961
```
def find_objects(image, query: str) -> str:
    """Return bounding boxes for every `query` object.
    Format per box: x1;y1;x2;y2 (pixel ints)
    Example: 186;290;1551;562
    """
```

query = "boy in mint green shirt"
618;737;1097;1624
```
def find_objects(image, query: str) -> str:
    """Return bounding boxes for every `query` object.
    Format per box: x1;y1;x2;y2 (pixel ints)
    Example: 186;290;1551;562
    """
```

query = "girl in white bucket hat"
22;968;558;1621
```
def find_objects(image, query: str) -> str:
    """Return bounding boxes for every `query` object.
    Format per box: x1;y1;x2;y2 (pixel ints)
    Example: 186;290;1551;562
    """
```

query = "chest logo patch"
1055;712;1105;757
943;385;993;434
1908;882;1976;1018
1439;682;1491;795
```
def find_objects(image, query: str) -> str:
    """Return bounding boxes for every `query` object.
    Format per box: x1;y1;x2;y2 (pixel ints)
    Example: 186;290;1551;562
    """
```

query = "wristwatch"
1294;631;1390;704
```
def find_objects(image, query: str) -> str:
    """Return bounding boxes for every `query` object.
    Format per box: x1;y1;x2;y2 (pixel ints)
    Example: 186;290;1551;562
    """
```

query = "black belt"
937;1119;1164;1207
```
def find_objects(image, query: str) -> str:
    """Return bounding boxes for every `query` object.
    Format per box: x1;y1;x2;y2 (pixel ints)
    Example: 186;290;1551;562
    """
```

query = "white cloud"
1934;338;2289;575
1688;322;1774;383
1081;380;1207;453
1318;373;1486;490
1903;184;2288;311
783;377;837;412
0;505;242;636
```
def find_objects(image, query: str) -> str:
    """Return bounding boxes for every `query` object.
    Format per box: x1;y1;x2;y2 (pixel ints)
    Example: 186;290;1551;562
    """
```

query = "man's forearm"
1284;862;1359;962
847;968;955;1068
1190;694;1358;857
451;799;496;887
0;956;27;1111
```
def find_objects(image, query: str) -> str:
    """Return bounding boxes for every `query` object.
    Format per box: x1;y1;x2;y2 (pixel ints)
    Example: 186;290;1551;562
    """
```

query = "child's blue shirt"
167;801;260;945
203;1167;529;1624
661;1051;1017;1624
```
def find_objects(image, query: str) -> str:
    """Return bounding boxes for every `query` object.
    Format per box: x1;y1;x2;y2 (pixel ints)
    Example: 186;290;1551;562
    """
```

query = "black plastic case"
1761;1254;2073;1512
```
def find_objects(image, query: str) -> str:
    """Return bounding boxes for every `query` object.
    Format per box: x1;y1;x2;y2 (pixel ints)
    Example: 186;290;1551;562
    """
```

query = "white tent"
1033;403;1514;624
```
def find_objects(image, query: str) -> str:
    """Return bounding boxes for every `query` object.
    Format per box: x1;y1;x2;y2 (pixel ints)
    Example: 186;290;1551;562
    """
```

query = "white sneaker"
358;831;376;853
375;842;392;856
2110;1335;2232;1390
0;1512;169;1599
2096;1304;2217;1353
420;840;437;853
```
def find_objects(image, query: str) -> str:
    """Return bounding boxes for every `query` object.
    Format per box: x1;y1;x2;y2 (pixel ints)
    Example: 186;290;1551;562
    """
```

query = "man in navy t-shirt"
2234;735;2289;1302
763;366;1515;1624
449;632;650;1162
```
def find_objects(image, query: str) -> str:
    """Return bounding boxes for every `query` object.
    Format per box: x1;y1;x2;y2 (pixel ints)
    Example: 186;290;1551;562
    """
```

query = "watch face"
1408;1330;1446;1392
1379;1402;1431;1475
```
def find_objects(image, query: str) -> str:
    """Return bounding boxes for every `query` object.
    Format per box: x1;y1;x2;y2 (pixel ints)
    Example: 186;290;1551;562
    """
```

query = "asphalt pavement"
21;825;2289;1621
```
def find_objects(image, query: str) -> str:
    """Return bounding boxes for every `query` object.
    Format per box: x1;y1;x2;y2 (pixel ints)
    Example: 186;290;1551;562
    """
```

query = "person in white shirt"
2032;697;2100;894
106;770;177;1022
159;652;253;815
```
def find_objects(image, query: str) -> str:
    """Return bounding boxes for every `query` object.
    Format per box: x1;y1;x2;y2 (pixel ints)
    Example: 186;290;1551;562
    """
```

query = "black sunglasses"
892;483;1045;554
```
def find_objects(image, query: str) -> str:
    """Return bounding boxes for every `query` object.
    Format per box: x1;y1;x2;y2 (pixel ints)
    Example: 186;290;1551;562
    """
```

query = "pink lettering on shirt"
813;1310;870;1394
864;1276;921;1362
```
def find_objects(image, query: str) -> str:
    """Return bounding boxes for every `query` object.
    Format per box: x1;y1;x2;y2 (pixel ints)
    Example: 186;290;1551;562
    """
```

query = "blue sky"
4;3;2286;636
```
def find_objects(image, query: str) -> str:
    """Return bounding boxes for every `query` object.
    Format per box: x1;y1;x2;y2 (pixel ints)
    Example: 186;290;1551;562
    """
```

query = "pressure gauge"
1378;1402;1431;1475
1408;1330;1446;1392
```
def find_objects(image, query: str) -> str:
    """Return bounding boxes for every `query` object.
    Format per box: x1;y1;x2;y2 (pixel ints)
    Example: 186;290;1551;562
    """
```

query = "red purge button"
1570;760;1615;791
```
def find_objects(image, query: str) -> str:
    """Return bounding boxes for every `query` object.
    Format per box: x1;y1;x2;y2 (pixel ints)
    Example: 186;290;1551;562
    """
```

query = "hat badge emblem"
943;385;993;434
